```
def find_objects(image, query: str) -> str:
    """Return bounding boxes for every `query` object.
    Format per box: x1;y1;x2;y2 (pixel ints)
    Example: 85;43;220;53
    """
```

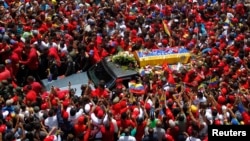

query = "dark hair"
25;132;34;141
0;64;5;70
21;103;26;111
167;101;173;108
212;109;218;117
197;92;203;98
24;123;33;132
25;44;31;49
148;127;154;135
178;114;185;122
70;108;77;116
99;80;105;89
104;122;111;130
26;85;33;90
150;111;155;120
4;131;15;141
124;128;130;136
121;112;127;120
136;117;143;125
172;107;181;117
191;129;199;137
48;109;54;117
33;121;41;130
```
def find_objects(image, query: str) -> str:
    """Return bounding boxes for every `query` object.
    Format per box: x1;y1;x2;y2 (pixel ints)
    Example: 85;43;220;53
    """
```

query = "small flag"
208;77;219;88
129;81;145;95
162;20;171;37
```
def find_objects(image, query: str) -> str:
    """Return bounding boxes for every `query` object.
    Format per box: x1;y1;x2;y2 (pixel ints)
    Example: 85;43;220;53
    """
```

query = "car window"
88;62;114;88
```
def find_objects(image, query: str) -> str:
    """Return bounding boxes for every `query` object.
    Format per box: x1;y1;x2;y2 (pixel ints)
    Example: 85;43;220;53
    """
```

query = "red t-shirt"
165;133;175;141
120;119;135;129
135;121;147;141
25;90;37;103
242;112;250;125
100;122;115;141
48;47;61;66
10;52;20;76
166;126;179;141
20;48;39;70
92;47;109;63
30;81;43;94
91;88;109;98
74;124;86;136
0;68;11;81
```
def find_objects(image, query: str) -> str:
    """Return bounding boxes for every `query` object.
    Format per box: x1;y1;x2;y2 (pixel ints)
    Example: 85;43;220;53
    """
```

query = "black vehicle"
87;57;139;89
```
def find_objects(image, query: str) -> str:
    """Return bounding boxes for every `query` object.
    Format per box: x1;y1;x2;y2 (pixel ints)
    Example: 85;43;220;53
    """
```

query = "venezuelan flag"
162;20;171;37
208;77;219;88
129;81;145;95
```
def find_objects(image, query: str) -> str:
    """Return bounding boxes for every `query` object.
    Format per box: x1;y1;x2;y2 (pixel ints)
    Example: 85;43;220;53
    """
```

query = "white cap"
64;19;69;25
6;99;13;106
145;70;151;74
84;104;91;113
205;112;213;124
2;111;9;119
206;112;212;120
221;105;227;112
21;37;26;43
174;19;179;23
218;114;223;120
113;97;120;103
169;119;176;127
163;86;170;91
79;3;84;7
119;25;126;30
32;30;38;35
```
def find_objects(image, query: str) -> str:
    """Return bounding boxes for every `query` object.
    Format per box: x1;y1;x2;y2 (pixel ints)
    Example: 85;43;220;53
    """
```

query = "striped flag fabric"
162;20;171;37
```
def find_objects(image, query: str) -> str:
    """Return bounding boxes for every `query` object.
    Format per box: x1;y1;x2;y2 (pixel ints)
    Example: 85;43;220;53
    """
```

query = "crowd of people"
0;0;250;141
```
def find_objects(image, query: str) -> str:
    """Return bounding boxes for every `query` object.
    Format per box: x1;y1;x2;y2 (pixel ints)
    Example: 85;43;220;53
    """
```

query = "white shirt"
18;112;25;122
91;112;108;125
44;115;58;131
58;44;68;53
185;136;201;141
103;116;118;133
199;122;208;137
84;24;91;32
153;127;166;141
118;136;136;141
34;111;44;120
193;96;207;105
33;41;49;51
66;106;84;125
45;42;58;48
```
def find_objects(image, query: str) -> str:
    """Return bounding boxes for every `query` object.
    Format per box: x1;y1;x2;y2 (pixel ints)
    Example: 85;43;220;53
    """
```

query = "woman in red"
19;44;40;85
74;116;87;136
91;80;109;98
100;119;115;141
135;116;148;141
92;44;109;63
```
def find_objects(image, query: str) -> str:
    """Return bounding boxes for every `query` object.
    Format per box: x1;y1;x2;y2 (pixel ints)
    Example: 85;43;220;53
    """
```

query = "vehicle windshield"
88;62;114;88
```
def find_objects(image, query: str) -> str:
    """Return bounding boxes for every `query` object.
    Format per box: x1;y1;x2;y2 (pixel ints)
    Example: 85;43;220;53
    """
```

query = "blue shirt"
2;106;14;113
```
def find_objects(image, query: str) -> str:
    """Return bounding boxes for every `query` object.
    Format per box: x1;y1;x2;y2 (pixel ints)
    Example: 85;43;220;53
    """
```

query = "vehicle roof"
41;72;92;96
102;57;139;79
